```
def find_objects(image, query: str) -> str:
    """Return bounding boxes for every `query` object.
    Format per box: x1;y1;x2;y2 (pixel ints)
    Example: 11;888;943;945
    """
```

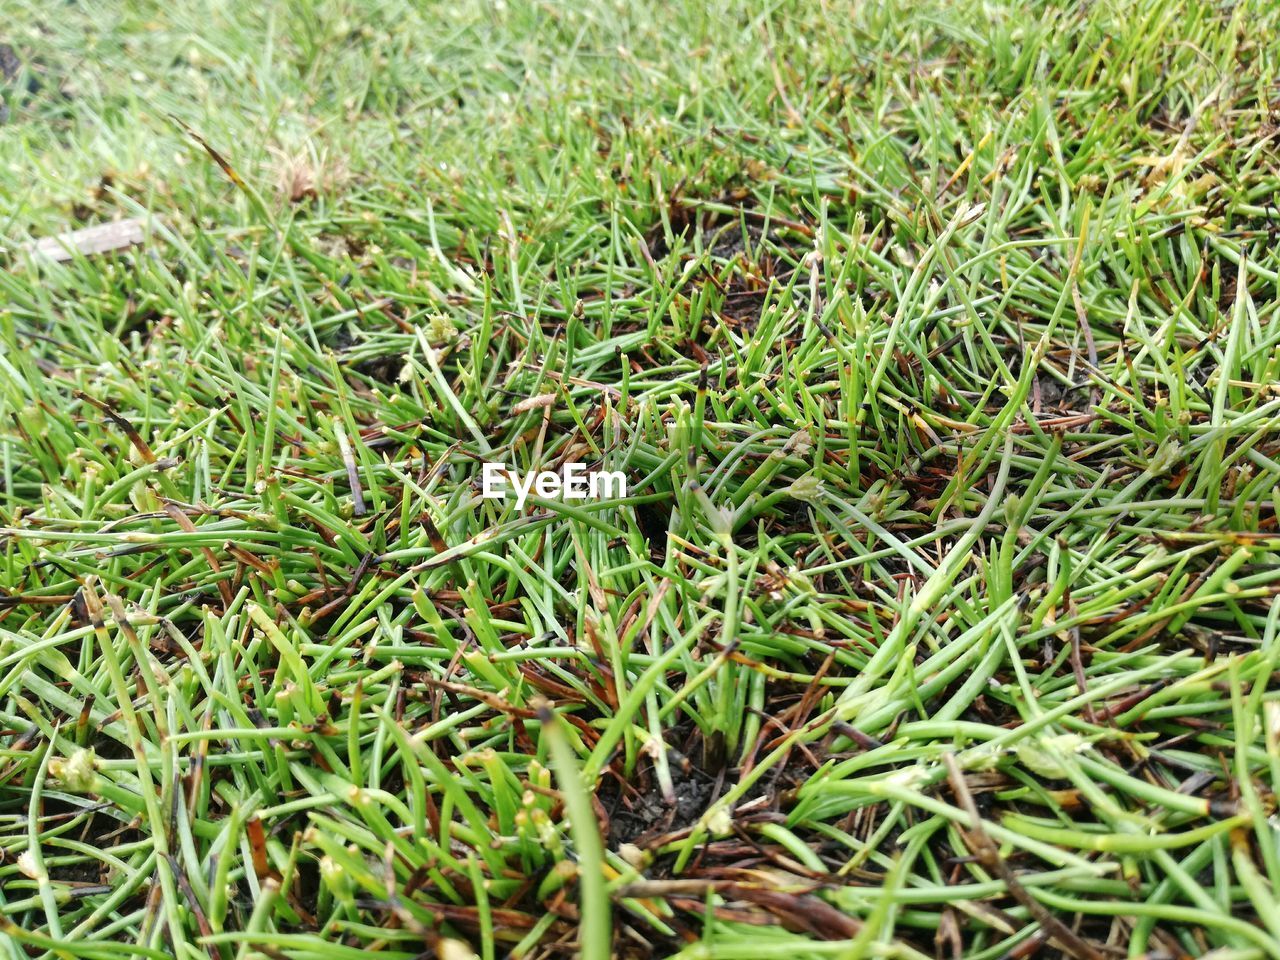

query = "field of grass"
4;0;1280;957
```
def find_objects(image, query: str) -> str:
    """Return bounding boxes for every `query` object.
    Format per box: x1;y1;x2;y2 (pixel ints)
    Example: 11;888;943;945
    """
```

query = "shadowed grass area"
4;0;1280;957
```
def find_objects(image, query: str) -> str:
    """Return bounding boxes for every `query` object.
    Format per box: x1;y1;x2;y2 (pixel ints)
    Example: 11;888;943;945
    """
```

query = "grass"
2;0;1280;956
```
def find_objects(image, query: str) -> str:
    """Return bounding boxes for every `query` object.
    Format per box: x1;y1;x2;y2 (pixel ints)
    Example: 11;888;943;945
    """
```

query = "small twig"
944;754;1105;960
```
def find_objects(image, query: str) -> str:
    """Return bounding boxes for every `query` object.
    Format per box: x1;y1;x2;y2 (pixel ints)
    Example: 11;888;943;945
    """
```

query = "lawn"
3;0;1280;957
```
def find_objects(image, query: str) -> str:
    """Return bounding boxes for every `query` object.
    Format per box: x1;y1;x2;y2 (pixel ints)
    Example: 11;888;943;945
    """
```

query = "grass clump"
4;0;1280;957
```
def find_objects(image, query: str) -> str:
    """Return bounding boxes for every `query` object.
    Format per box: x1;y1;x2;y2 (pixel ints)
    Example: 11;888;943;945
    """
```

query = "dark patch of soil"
0;43;34;124
349;353;403;385
632;497;671;561
605;759;717;848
